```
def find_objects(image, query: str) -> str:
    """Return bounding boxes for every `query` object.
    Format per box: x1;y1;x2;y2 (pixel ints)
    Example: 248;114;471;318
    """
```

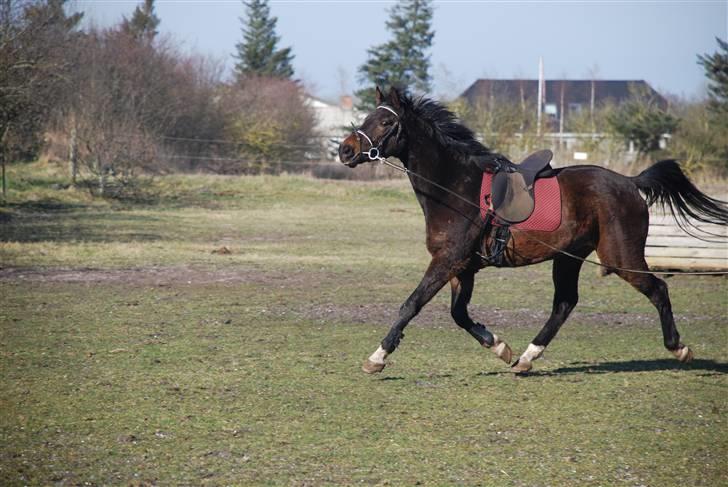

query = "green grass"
1;162;727;485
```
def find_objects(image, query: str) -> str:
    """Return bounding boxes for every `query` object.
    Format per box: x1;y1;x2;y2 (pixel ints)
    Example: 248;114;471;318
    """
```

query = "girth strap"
479;212;512;267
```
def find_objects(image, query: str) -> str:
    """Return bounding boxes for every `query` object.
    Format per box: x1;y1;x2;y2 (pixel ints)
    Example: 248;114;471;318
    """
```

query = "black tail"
632;159;728;241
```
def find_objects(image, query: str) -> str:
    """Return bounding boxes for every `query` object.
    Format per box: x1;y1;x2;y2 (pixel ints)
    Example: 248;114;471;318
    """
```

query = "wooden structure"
645;212;728;272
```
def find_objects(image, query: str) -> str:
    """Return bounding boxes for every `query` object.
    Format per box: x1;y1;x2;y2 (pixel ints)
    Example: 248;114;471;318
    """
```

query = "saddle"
471;149;554;224
472;149;555;266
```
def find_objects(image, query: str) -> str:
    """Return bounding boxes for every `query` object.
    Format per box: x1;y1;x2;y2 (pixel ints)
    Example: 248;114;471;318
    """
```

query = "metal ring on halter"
356;130;382;161
366;147;380;161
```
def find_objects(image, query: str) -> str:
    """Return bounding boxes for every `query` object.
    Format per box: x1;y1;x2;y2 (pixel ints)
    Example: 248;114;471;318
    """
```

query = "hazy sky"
77;1;727;101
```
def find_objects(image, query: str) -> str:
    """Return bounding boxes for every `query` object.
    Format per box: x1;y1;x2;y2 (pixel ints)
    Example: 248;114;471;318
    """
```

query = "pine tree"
606;85;679;157
698;38;728;126
234;0;294;80
122;0;160;42
356;0;434;109
697;37;728;166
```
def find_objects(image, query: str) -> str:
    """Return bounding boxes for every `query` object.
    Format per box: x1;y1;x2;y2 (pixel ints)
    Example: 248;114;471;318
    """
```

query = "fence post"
96;156;104;196
1;149;5;201
1;126;8;201
69;122;78;185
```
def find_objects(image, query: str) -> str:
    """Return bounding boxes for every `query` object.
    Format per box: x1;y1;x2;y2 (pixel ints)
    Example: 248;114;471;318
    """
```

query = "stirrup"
480;214;511;267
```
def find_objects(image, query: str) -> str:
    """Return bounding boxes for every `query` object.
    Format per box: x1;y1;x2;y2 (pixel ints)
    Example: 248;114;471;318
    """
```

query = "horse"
338;86;728;375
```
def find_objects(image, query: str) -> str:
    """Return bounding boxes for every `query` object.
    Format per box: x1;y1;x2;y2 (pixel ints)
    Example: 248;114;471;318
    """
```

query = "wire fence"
67;129;407;181
68;125;656;181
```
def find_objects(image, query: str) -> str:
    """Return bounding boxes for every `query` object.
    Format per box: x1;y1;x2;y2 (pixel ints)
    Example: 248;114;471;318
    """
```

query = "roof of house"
460;79;667;109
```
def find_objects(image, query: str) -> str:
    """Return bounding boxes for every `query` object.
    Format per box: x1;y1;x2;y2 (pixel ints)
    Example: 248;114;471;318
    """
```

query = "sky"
76;0;727;102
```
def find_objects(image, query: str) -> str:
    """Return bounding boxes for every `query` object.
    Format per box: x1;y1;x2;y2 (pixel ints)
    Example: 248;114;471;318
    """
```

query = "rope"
379;158;484;211
374;157;728;277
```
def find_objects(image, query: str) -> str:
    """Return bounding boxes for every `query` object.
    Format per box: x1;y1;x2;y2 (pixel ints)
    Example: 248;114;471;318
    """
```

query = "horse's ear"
375;86;384;105
388;86;402;110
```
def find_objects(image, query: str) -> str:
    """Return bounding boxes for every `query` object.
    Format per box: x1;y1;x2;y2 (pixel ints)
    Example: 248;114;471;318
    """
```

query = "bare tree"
457;84;537;155
54;20;232;194
220;76;316;173
0;0;82;198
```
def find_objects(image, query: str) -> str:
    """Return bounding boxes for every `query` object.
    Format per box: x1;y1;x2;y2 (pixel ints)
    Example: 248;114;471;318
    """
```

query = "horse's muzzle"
338;135;363;167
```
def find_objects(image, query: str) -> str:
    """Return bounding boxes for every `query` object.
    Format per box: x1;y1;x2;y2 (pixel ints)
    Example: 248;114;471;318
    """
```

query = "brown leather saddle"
471;149;554;224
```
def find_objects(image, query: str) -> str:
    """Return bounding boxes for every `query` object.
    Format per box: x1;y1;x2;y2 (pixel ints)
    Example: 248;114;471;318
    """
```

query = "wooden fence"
645;213;728;272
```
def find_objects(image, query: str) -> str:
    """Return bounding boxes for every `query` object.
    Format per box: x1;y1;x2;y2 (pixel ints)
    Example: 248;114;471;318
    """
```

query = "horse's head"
338;86;406;167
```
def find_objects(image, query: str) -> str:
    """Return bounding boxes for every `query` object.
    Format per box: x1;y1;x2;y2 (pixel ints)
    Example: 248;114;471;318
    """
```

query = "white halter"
355;105;400;161
376;105;399;118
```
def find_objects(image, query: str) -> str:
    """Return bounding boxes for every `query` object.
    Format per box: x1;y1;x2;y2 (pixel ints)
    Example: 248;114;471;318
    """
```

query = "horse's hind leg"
512;253;585;373
450;272;512;364
616;266;692;362
597;241;693;363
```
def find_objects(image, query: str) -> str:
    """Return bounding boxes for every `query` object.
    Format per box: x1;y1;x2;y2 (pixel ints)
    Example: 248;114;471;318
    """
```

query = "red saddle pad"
480;172;562;232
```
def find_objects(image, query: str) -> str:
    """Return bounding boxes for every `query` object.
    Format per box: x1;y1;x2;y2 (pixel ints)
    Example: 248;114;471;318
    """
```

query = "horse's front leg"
450;272;512;364
362;257;452;374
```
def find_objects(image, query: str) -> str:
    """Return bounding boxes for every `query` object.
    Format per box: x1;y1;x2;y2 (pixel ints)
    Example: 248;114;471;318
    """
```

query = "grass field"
1;162;727;486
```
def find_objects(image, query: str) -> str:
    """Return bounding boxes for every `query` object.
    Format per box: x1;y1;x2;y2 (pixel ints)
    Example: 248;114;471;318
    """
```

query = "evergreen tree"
696;37;728;167
606;85;679;157
233;0;293;80
356;0;434;109
698;38;728;125
121;0;160;42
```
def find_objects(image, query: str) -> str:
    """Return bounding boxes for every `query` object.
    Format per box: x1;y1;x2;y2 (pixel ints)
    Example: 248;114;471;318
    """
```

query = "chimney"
340;95;353;110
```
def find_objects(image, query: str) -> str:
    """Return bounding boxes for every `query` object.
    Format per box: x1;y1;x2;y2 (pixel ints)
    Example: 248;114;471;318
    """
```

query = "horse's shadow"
377;360;728;381
506;358;728;377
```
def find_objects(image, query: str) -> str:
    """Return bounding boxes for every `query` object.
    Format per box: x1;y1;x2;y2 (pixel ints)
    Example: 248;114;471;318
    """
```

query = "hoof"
671;345;694;363
362;359;386;374
491;337;513;364
511;358;532;374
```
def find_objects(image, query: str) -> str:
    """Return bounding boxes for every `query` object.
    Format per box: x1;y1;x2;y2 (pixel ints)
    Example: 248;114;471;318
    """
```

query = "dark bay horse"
338;86;728;375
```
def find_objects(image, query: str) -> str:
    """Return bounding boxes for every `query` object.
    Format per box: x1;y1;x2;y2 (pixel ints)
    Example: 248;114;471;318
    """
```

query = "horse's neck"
404;139;481;214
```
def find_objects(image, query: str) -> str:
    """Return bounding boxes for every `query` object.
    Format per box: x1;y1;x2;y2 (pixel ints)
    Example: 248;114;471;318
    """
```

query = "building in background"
459;79;669;162
461;79;667;125
305;95;363;159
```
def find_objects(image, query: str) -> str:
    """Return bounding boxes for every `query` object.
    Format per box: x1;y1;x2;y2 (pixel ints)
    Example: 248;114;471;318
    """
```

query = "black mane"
401;94;492;160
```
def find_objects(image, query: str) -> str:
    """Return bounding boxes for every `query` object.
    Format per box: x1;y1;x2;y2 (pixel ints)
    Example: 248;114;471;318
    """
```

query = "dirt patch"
0;265;305;286
0;266;709;329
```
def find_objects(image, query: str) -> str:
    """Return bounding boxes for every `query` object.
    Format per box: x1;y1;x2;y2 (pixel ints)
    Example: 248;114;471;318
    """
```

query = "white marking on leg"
672;345;692;362
519;343;545;363
492;334;505;354
491;334;513;363
368;346;388;365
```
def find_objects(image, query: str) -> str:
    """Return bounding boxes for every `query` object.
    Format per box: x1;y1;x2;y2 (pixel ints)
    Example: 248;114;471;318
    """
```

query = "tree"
456;89;536;153
0;0;83;198
606;85;679;157
233;0;293;80
221;76;315;173
64;25;230;193
698;38;728;121
121;0;160;43
695;37;728;168
356;0;434;109
670;99;725;174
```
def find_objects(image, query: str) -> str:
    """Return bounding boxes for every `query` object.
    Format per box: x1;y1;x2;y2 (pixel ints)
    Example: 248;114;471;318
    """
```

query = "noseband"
352;105;400;162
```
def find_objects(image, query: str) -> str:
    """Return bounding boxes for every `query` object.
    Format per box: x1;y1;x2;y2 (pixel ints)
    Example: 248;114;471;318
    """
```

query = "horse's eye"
381;120;392;127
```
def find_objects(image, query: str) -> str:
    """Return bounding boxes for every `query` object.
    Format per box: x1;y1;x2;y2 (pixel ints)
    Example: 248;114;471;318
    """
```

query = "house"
304;95;363;159
460;79;667;127
459;79;670;159
305;95;363;139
